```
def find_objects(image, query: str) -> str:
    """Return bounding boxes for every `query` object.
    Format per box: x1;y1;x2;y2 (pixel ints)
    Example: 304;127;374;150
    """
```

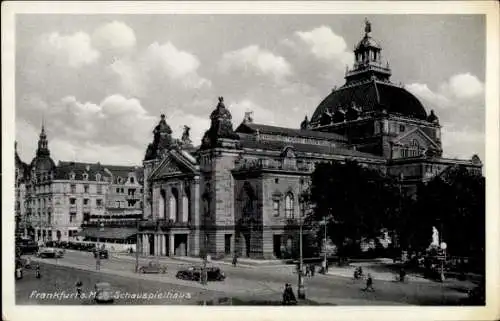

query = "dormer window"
83;173;89;181
70;172;76;180
130;176;135;184
96;173;101;181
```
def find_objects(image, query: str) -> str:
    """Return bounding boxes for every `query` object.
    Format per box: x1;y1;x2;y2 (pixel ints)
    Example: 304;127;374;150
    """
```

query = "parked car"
94;282;114;304
176;265;226;281
93;249;109;259
37;247;64;258
16;257;32;269
138;261;167;274
16;238;39;254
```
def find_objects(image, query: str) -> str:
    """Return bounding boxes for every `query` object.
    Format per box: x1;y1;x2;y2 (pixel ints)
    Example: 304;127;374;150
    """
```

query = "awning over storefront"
77;227;137;239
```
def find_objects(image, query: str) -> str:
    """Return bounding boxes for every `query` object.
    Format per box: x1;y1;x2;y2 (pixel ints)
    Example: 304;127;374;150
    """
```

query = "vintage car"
93;249;109;259
138;261;167;274
16;257;32;269
16;237;39;254
176;265;226;281
94;282;114;304
37;247;64;258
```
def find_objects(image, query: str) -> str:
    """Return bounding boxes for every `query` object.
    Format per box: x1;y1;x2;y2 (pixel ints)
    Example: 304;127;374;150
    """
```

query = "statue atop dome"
364;18;372;35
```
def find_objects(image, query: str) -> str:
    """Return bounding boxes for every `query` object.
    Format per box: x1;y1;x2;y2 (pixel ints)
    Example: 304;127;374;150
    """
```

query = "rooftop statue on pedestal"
144;114;175;161
201;97;240;149
300;115;310;130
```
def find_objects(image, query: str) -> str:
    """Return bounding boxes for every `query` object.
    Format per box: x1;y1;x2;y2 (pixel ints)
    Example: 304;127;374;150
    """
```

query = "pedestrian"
15;266;23;280
75;280;83;298
96;256;101;271
35;264;41;279
282;283;297;305
305;265;310;277
364;273;375;292
310;264;315;277
399;267;406;283
232;255;238;267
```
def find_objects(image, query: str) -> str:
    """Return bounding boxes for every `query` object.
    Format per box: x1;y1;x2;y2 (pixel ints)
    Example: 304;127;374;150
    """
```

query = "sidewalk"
29;256;408;306
114;254;288;269
324;265;431;283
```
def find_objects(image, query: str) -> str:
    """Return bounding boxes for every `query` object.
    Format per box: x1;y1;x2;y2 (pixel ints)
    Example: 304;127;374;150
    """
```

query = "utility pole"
297;188;306;300
324;215;328;273
135;215;139;273
156;220;160;266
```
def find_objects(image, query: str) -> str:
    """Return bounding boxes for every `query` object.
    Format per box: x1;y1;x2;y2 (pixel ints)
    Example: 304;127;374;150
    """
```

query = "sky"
15;14;486;166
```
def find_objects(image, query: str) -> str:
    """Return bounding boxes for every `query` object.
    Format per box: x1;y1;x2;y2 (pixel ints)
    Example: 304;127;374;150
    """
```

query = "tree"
414;165;485;260
306;160;401;259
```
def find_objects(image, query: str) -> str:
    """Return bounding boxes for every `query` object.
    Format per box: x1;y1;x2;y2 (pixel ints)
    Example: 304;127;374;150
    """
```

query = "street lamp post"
156;221;160;266
96;220;104;271
440;242;447;282
297;192;306;300
135;215;140;273
323;215;328;273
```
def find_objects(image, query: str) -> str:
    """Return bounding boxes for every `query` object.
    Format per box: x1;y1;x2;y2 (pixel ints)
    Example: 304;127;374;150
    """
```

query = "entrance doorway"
225;234;232;255
174;234;188;256
148;234;154;255
273;234;282;259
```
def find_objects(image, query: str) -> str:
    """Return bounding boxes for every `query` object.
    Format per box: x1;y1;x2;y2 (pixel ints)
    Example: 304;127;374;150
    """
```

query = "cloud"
229;99;279;125
107;42;211;98
405;83;452;108
440;73;484;100
295;26;353;67
38;31;100;68
141;42;211;88
92;21;136;52
406;73;485;160
219;45;292;83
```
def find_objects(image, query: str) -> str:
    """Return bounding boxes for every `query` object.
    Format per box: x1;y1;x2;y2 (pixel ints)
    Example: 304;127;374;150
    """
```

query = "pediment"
150;150;199;180
391;128;440;150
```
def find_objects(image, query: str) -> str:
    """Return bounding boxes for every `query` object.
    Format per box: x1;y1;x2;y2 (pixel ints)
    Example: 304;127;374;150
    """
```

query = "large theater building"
138;22;482;260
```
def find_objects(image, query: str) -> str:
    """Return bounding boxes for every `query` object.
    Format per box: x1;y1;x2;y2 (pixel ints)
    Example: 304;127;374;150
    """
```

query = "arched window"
159;189;166;219
285;193;294;219
183;186;190;223
170;188;179;222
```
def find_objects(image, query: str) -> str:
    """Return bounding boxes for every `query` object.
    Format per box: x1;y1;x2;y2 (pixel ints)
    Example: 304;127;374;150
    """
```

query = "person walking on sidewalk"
75;280;83;298
35;264;41;279
232;254;238;267
363;273;375;292
310;264;315;277
282;283;297;305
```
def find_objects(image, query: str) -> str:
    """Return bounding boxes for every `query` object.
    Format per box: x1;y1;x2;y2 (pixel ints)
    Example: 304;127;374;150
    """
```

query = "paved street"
16;250;476;305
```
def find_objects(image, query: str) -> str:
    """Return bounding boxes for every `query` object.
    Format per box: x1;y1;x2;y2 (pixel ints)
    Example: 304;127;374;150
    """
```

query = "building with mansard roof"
139;21;482;260
15;127;144;244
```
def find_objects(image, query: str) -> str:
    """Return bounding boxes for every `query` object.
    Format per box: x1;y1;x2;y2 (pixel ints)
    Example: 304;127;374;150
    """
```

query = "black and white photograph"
2;1;499;321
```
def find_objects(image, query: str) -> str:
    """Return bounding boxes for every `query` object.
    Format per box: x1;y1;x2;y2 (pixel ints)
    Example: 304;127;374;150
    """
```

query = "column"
161;234;167;256
155;234;160;256
142;234;147;254
169;233;175;256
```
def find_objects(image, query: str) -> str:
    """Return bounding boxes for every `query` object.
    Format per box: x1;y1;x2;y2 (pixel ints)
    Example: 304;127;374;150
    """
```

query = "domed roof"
356;36;381;49
311;80;428;124
31;156;56;172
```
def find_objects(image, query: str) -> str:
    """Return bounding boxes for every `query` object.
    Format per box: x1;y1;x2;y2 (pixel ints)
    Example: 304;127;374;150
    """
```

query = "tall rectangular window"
70;184;76;194
273;200;280;217
97;185;102;194
84;184;89;193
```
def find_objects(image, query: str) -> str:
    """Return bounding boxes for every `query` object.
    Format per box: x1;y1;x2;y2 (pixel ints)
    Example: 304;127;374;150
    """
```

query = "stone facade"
15;127;144;242
138;21;483;260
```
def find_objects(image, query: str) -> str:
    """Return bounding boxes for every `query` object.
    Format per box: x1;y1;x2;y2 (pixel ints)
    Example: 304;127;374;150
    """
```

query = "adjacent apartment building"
15;126;143;243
